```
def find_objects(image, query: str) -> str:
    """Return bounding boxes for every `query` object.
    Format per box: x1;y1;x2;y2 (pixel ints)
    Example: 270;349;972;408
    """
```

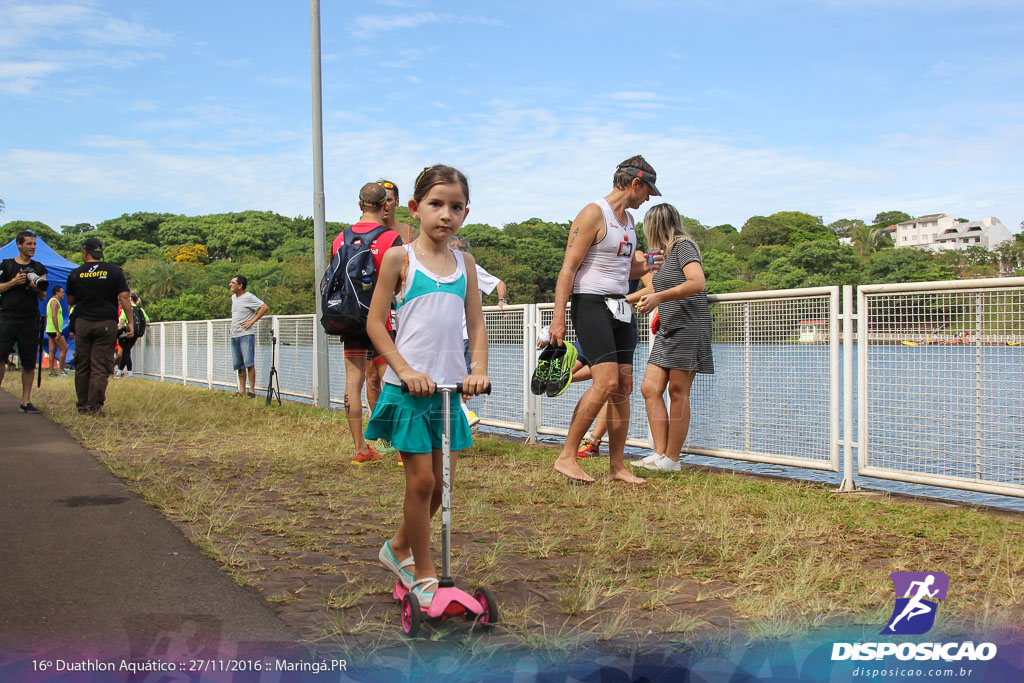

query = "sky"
1;0;1022;234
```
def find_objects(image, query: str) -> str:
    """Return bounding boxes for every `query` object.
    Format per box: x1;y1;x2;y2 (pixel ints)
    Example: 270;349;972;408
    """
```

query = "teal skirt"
365;383;473;454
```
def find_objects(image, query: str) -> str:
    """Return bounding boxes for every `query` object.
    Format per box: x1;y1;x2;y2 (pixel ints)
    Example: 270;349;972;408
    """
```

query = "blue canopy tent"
1;236;79;365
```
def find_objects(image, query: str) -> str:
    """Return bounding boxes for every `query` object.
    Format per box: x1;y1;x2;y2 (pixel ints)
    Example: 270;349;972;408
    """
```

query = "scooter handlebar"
400;381;492;395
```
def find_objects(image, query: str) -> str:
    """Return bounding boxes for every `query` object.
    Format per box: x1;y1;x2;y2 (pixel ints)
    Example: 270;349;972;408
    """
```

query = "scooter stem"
440;386;452;584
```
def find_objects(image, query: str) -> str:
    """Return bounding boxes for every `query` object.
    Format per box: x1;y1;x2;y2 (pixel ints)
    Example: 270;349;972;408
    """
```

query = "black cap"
619;166;662;196
82;237;104;258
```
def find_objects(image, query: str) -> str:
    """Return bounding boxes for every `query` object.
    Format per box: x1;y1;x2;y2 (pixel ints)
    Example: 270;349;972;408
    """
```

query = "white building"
891;214;1011;252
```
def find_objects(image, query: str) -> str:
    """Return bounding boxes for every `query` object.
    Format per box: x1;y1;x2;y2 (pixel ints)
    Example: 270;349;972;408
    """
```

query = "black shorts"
47;331;62;340
343;329;395;363
570;293;636;366
0;315;40;370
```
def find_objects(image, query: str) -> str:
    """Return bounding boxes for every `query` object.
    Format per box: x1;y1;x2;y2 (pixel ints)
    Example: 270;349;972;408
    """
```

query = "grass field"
9;375;1024;659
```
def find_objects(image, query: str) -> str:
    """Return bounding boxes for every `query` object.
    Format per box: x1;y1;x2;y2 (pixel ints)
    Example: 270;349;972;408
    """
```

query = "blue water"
137;340;1024;512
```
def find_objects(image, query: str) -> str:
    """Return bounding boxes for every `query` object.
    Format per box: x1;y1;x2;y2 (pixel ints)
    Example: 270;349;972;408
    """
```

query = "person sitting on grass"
365;165;490;608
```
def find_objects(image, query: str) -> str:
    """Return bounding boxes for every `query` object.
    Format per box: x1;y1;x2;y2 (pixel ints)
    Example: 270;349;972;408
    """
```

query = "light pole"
309;0;330;409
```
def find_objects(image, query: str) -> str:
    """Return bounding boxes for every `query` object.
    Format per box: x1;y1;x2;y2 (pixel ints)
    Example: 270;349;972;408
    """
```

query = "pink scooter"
394;382;499;637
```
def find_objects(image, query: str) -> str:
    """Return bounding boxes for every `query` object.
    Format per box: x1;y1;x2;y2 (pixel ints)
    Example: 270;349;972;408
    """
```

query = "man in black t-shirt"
66;237;132;415
0;231;48;413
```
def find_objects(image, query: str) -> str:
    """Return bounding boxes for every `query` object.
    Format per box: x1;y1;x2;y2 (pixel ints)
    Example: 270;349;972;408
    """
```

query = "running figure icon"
882;571;949;635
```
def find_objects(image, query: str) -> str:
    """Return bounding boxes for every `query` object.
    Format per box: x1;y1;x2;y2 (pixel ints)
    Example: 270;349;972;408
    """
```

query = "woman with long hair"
633;203;714;472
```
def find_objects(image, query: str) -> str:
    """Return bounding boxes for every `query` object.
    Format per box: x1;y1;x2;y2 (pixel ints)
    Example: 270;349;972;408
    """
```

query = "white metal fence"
858;279;1024;498
131;277;1024;499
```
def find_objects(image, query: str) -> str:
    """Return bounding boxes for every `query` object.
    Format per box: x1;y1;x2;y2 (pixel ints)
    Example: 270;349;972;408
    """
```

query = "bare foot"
554;454;596;483
607;468;646;484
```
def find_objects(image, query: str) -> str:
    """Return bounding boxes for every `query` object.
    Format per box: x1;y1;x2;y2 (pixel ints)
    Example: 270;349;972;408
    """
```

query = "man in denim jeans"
228;275;268;398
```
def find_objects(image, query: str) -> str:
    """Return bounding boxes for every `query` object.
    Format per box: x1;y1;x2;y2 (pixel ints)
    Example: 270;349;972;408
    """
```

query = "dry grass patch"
15;376;1024;655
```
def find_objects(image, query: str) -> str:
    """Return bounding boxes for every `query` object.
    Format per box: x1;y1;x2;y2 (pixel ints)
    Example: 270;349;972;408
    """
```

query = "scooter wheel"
473;586;499;626
401;592;422;637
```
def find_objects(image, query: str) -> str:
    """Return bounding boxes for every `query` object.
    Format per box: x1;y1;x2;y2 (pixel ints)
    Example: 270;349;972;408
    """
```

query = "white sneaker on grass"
630;452;663;468
642;454;682;472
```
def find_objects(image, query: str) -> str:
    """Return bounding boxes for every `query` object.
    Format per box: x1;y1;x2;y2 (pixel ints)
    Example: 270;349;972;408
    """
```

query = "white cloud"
350;11;503;40
0;1;174;95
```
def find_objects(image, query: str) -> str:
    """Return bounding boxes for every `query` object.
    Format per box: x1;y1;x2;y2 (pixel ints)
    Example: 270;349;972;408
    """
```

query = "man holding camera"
0;230;48;413
66;237;131;415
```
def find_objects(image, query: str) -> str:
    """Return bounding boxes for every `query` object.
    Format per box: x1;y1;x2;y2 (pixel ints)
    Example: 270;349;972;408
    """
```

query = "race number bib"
604;297;631;323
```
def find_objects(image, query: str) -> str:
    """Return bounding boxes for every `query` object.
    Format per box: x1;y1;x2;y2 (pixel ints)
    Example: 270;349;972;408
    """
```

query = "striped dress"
646;239;714;374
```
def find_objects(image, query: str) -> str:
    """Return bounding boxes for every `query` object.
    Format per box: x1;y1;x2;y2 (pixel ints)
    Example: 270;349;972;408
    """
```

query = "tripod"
265;334;281;406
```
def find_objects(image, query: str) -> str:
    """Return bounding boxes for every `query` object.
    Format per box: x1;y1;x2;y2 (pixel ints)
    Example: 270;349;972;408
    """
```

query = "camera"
25;271;49;291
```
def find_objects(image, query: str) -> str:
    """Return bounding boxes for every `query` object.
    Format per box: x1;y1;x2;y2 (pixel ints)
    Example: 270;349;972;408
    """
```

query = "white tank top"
383;245;469;387
572;197;636;296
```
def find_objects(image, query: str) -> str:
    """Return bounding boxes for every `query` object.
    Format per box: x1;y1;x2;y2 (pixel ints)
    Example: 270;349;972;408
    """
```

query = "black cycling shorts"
0;315;40;370
569;293;635;366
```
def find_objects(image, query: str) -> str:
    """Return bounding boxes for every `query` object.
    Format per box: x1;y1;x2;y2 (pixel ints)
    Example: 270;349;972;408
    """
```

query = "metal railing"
857;278;1024;498
131;278;1024;499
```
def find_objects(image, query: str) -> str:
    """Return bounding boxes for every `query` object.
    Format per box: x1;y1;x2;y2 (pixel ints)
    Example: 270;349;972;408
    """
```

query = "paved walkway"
0;390;302;663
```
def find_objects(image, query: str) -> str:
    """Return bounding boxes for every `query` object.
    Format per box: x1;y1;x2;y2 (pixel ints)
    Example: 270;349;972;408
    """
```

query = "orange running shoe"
397;454;404;467
351;444;382;465
577;437;602;459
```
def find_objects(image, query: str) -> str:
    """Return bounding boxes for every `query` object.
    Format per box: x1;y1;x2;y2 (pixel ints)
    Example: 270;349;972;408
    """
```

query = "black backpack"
132;306;146;338
319;225;392;338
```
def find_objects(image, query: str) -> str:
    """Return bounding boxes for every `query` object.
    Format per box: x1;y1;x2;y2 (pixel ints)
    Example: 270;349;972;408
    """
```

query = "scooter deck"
393;581;485;619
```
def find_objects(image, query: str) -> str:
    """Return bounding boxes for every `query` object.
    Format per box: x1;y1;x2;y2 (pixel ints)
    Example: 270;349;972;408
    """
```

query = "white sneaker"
125;370;133;378
642;454;681;472
630;452;663;468
113;368;122;378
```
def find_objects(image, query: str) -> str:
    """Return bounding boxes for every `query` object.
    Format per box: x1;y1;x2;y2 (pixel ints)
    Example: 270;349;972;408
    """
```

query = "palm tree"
852;225;893;258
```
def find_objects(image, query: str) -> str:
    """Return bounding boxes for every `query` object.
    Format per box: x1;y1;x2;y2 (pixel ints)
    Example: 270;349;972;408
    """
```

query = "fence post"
837;285;857;492
975;292;983;482
744;302;751;451
857;286;869;477
159;323;166;381
525;304;538;444
181;322;188;386
137;329;145;377
206;320;214;389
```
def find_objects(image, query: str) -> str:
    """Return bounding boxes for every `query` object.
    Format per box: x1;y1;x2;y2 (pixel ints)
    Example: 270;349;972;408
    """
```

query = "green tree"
851;224;893;258
146;293;211;322
97;212;174;244
459;223;509;250
873;211;912;226
754;257;809;290
0;220;65;250
787;240;861;285
863;249;951;284
747;245;790;273
702;250;744;283
105;240;163;266
740;215;789;248
272;237;314;262
828;218;864;239
700;224;740;254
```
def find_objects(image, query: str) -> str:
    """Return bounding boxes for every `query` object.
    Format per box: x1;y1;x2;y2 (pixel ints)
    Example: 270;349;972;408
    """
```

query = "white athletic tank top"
383;245;469;387
572;197;636;296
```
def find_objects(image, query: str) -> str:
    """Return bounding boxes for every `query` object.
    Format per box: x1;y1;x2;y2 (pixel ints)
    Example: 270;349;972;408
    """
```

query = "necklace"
414;244;451;289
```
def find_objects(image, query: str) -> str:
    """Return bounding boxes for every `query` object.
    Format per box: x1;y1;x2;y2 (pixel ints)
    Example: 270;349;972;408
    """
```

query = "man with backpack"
115;292;148;378
327;182;402;464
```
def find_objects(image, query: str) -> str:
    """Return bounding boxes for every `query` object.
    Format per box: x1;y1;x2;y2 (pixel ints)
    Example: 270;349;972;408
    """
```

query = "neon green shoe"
546;342;578;397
